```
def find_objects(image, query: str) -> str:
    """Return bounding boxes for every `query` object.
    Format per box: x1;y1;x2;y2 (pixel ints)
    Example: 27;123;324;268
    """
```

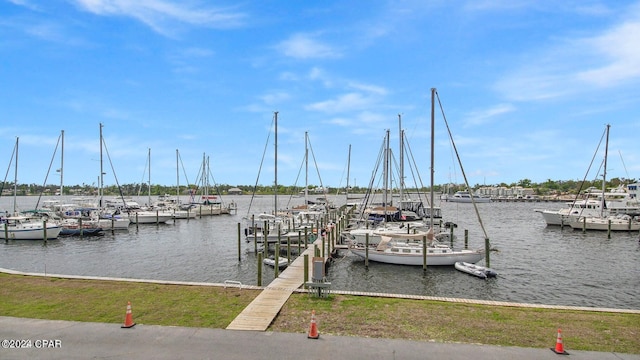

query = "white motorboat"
94;216;131;230
535;186;640;226
0;215;62;240
534;199;602;226
569;214;640;231
349;234;484;266
263;256;289;269
441;191;491;203
126;210;173;224
537;126;640;227
454;262;497;279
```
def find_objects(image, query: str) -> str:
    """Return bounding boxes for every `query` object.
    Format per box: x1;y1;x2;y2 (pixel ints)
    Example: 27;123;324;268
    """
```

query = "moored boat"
263;256;289;269
349;233;484;266
568;215;640;231
455;261;497;279
441;191;492;203
0;215;62;240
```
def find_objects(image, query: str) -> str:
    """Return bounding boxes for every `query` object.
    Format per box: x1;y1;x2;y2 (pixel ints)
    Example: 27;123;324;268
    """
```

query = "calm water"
1;195;639;310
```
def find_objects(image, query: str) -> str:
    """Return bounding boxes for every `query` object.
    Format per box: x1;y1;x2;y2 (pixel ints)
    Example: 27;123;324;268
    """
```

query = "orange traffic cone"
121;301;136;328
307;310;319;339
550;328;568;355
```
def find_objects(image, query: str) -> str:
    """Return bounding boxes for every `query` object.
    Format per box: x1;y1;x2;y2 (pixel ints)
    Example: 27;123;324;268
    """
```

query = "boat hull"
0;226;62;240
263;257;289;268
454;261;497;279
60;228;104;237
127;212;173;224
350;247;484;266
569;217;640;231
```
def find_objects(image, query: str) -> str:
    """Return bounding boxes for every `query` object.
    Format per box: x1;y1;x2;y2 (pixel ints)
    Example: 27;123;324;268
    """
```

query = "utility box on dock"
307;257;331;298
312;257;324;282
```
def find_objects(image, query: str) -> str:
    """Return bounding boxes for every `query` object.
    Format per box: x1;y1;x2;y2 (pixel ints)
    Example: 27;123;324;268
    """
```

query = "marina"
1;195;639;311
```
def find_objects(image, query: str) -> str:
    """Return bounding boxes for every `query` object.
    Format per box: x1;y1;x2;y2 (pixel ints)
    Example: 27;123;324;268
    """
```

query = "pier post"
485;237;491;268
79;218;83;237
464;229;468;249
263;228;269;263
305;227;309;247
303;254;309;288
253;225;258;253
321;236;325;258
608;219;612;239
274;243;280;278
237;223;241;262
422;235;427;271
277;225;281;250
257;252;263;287
43;220;47;243
264;221;268;240
328;226;333;255
365;233;369;269
297;231;301;253
4;223;7;242
450;225;454;247
287;236;291;263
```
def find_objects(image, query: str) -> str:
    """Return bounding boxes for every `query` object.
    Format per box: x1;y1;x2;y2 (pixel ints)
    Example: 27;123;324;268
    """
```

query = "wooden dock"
226;238;328;331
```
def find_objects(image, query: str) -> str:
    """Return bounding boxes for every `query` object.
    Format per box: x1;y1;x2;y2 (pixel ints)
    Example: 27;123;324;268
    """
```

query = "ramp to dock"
226;239;325;331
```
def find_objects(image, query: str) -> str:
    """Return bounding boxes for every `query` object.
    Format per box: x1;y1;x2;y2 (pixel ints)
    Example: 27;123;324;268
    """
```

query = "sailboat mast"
398;114;404;219
346;144;351;199
60;130;64;197
13;137;18;214
201;153;207;199
384;129;390;216
305;131;309;205
176;149;179;201
601;124;610;216
148;148;151;206
429;88;436;228
274;111;278;214
99;123;104;208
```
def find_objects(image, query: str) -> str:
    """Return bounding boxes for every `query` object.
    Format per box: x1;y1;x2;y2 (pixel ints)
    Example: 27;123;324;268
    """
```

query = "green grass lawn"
1;273;638;354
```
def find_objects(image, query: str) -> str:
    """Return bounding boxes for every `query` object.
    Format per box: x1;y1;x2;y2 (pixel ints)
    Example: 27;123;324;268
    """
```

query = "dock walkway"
226;238;327;331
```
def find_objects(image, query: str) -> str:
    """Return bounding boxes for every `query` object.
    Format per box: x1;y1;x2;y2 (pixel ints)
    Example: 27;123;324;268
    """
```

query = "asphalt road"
1;316;638;360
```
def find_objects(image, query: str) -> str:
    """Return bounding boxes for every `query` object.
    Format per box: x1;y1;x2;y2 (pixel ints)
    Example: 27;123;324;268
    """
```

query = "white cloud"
464;104;516;126
306;93;372;113
71;0;245;35
276;33;341;59
495;4;640;102
347;82;388;96
576;21;640;86
7;0;41;11
260;92;291;106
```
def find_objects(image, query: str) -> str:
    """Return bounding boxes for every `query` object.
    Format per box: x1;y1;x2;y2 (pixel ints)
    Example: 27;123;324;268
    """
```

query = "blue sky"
1;1;639;191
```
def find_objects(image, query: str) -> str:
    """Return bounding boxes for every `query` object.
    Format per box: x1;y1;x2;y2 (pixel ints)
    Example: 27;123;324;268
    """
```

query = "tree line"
1;177;636;197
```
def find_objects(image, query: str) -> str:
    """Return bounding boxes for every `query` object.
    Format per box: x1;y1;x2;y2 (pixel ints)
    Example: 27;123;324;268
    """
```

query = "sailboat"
125;148;174;224
350;88;485;266
345;118;440;246
568;124;640;231
535;125;639;226
243;112;308;244
0;137;62;240
186;153;235;216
